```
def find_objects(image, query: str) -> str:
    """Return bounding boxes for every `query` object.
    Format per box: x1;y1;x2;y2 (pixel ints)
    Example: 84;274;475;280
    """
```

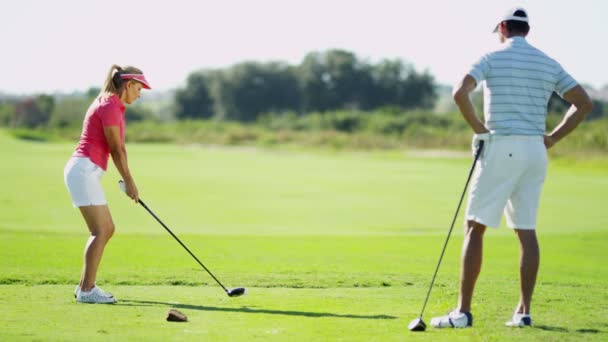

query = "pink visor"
120;74;152;89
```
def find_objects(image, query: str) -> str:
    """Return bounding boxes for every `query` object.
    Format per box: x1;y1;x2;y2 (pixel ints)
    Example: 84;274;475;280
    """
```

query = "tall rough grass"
6;110;607;156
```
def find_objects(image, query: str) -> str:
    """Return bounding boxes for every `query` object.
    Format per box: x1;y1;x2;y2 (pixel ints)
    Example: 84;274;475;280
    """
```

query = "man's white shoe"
76;286;117;304
505;313;532;327
430;310;473;328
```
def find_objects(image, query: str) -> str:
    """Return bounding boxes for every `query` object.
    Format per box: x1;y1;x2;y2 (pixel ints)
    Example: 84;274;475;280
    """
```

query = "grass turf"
0;130;606;340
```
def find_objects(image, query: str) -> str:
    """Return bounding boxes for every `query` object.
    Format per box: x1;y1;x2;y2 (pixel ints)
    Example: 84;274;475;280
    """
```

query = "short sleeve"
468;55;491;84
554;64;578;97
98;102;122;127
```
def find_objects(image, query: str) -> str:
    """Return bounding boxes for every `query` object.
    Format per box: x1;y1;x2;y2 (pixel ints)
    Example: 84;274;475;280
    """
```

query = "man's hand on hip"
544;135;556;149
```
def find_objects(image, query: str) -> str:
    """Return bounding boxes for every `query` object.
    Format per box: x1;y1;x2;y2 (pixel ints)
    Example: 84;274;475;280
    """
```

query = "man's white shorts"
64;157;107;207
465;135;547;230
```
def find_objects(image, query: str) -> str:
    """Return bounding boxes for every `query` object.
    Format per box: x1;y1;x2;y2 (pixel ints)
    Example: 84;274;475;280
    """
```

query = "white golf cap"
493;7;529;33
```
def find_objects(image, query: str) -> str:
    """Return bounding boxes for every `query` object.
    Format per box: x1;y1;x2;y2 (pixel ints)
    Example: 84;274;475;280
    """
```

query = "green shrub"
4;111;606;157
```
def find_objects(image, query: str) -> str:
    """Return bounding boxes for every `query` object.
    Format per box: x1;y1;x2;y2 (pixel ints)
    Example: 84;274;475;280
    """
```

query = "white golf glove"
119;180;127;193
471;133;490;157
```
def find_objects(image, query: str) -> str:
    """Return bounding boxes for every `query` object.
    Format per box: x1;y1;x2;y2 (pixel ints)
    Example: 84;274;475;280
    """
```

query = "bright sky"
2;0;606;94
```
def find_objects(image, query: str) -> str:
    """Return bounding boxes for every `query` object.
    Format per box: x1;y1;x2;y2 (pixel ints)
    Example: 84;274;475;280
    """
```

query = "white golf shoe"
430;310;473;328
74;284;114;298
76;286;117;304
505;313;532;327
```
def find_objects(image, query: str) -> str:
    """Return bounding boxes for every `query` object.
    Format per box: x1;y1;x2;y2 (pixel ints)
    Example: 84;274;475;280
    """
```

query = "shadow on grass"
535;325;601;334
119;299;397;320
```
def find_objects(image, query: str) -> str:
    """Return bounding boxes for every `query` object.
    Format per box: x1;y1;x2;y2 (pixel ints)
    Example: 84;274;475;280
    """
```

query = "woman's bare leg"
78;205;115;291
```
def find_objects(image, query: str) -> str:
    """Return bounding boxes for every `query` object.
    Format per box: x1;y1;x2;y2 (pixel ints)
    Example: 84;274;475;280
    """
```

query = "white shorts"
465;135;547;230
64;157;107;207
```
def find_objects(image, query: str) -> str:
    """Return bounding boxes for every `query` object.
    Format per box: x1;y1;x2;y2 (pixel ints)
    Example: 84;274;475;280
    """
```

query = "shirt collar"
108;94;126;112
506;36;527;46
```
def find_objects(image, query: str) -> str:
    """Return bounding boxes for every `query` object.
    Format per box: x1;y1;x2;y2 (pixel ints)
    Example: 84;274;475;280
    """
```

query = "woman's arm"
104;126;139;202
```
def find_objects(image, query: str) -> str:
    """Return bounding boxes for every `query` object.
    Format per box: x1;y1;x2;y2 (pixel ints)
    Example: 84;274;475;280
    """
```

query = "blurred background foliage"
0;49;605;155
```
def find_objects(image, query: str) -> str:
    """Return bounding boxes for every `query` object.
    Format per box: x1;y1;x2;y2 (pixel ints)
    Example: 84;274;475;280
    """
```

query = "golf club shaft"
137;199;230;293
418;140;484;318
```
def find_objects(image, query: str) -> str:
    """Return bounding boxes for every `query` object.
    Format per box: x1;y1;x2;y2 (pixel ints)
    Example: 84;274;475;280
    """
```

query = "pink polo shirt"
73;94;126;171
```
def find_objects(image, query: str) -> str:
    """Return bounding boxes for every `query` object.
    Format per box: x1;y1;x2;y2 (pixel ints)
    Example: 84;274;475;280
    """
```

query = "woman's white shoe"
76;286;117;304
74;284;114;298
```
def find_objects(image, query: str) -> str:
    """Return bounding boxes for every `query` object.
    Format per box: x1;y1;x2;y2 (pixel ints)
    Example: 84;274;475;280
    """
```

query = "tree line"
174;49;437;122
0;48;606;129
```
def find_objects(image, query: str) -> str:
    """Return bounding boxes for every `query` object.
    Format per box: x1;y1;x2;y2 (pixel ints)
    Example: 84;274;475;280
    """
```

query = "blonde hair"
100;65;145;97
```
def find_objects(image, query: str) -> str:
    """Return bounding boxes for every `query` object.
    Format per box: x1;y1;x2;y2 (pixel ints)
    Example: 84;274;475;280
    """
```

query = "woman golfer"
64;65;151;303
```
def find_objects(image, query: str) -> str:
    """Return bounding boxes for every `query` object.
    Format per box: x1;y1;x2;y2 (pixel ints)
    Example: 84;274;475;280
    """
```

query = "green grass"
0;129;607;341
2;285;606;341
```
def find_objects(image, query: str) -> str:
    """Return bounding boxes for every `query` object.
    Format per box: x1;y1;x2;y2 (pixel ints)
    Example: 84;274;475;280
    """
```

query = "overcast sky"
2;0;605;94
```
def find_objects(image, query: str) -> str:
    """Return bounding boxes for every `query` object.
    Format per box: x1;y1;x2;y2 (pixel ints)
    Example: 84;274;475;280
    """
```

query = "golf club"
119;180;246;297
408;140;484;332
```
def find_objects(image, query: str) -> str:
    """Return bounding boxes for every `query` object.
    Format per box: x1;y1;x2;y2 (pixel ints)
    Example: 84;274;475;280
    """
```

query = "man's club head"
227;287;247;297
408;317;426;332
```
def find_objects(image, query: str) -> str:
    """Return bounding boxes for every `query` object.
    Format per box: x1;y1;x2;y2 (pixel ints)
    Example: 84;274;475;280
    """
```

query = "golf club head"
408;317;426;332
227;287;247;297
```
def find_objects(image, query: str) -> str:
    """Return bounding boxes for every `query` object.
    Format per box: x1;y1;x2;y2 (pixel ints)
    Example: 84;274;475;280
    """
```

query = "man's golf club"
119;180;246;297
408;140;484;332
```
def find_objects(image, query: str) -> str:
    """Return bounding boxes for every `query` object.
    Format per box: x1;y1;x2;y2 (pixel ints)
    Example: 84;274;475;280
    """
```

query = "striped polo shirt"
468;36;577;135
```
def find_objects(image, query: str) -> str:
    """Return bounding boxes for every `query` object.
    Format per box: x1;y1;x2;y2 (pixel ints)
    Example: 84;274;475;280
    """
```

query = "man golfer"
431;7;593;328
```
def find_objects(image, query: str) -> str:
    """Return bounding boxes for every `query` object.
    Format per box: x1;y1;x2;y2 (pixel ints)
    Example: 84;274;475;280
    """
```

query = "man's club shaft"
417;140;484;319
137;199;230;294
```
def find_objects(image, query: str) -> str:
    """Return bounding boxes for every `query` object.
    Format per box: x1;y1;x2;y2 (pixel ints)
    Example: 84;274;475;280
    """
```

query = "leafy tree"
549;90;605;120
298;51;332;112
125;104;154;122
223;62;301;121
0;101;16;126
321;50;373;110
588;99;604;120
369;60;436;110
49;87;101;128
368;59;406;108
298;50;373;111
399;70;436;109
49;97;89;128
175;49;438;121
548;92;569;114
174;73;214;119
13;95;54;128
87;87;101;98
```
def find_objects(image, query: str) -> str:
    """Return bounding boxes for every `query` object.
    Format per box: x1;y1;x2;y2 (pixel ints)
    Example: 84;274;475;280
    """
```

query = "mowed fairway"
0;130;607;341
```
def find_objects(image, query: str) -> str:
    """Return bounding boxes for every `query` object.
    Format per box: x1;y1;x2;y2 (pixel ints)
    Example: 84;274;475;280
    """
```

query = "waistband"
490;135;543;142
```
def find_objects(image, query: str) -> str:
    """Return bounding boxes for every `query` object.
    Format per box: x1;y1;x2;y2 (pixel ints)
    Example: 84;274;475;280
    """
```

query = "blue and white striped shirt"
468;37;578;135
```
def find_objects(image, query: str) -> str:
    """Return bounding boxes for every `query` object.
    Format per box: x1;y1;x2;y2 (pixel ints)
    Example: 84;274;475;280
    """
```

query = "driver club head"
408;317;427;332
227;287;247;297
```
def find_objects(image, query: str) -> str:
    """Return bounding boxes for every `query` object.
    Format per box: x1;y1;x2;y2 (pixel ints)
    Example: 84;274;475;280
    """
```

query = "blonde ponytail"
99;65;145;97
